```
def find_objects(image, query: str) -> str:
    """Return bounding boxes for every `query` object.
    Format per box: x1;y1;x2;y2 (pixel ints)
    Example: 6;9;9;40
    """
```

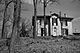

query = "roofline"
32;15;74;21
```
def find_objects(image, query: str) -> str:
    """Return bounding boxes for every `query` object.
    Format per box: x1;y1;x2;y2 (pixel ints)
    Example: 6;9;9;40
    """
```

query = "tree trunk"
44;0;46;36
10;0;21;53
33;0;37;38
1;0;8;39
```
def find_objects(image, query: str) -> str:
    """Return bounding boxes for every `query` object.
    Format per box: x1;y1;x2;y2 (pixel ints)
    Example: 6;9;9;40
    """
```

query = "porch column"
63;21;67;36
68;22;72;35
37;20;41;36
50;18;53;35
57;18;61;35
41;20;44;36
46;25;48;36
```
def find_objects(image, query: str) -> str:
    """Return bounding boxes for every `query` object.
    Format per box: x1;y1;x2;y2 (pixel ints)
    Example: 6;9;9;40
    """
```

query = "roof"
33;15;74;21
73;33;80;35
60;17;73;21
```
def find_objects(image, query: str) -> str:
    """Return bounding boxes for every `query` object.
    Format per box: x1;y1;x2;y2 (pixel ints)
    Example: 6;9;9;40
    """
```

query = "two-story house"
32;13;73;37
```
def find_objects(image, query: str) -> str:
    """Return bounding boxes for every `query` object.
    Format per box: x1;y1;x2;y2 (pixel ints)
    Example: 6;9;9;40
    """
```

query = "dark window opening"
65;20;67;26
54;27;56;29
41;28;44;36
52;18;58;26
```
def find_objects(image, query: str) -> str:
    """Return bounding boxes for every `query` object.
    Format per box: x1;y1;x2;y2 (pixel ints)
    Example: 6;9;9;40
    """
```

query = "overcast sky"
22;0;80;17
21;0;80;33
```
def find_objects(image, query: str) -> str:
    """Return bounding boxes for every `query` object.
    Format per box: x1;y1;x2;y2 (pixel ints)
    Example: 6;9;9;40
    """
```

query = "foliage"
13;37;80;53
20;18;32;37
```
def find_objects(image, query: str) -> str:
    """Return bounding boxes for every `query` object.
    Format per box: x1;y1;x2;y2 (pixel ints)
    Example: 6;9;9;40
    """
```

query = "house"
32;13;73;37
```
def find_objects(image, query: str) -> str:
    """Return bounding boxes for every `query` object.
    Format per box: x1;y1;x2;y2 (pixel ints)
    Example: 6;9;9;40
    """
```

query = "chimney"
64;13;66;17
59;11;61;17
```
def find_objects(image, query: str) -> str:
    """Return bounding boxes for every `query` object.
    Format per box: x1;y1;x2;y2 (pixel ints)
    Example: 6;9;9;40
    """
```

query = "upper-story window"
52;16;58;26
61;20;67;26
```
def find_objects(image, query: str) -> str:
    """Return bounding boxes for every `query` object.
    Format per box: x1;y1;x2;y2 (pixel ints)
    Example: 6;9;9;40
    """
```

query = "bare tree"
1;0;14;39
32;0;60;37
33;0;37;38
38;0;60;36
9;0;21;53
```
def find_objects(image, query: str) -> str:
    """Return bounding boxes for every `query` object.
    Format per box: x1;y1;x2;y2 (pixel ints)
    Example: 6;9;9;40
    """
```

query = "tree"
0;0;4;38
33;0;37;38
1;0;7;39
39;0;60;36
9;0;21;53
20;18;32;37
32;0;60;37
1;0;14;39
20;18;26;37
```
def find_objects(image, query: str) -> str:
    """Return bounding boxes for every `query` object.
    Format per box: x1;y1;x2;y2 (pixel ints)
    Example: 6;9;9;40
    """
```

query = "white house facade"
32;13;73;37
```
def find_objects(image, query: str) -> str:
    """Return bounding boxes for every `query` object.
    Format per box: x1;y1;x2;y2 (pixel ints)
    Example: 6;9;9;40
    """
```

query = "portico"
32;13;73;37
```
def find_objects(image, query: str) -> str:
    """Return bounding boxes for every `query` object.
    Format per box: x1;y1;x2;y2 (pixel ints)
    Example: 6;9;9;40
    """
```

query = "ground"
14;36;80;53
0;36;80;53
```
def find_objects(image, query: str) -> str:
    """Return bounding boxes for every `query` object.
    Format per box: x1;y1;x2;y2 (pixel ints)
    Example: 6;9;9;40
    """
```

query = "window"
65;20;67;26
54;27;57;32
61;21;67;26
52;18;58;26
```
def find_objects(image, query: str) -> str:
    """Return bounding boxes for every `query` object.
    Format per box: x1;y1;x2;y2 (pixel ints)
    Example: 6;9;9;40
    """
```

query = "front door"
62;28;68;36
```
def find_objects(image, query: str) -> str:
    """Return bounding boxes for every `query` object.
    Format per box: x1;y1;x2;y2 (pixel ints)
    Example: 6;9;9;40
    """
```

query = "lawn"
14;36;80;53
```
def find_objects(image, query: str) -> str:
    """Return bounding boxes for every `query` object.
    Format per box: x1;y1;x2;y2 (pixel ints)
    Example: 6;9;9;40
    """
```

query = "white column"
57;18;61;35
46;25;48;36
41;20;44;28
36;21;38;35
68;22;72;35
37;20;41;36
50;18;53;35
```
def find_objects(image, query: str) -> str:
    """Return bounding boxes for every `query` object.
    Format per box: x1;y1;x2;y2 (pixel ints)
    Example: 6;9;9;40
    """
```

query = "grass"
0;35;80;53
14;36;80;53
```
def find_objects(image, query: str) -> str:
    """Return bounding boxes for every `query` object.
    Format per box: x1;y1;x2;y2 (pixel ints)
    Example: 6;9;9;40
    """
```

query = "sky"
21;0;80;33
22;0;33;4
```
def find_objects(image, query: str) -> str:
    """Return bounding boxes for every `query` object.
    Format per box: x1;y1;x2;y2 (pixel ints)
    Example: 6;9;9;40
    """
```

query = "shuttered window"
52;18;58;26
